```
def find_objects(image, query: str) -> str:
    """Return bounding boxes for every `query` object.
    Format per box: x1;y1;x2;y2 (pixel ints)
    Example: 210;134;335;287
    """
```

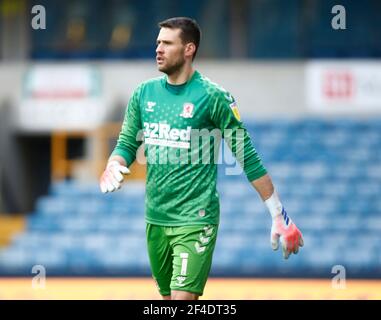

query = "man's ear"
185;42;196;59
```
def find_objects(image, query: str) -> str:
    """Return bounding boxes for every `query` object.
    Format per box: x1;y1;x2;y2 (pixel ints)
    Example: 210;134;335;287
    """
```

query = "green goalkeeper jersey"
112;70;267;226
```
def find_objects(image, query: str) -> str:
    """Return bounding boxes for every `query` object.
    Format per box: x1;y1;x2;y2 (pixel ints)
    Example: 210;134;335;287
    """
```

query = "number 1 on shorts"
180;252;189;276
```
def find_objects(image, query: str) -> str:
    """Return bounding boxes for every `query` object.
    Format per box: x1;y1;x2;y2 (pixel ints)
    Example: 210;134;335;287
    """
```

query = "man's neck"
167;65;195;85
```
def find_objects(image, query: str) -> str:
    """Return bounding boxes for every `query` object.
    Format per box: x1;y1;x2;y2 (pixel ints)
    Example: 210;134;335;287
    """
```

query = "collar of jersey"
163;70;200;95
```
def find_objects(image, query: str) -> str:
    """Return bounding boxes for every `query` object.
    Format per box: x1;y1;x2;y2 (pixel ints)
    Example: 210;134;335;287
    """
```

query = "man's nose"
156;44;163;54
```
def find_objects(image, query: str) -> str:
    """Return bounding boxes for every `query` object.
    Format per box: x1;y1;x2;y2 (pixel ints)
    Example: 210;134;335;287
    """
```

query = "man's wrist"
107;155;127;168
107;160;121;168
264;190;283;219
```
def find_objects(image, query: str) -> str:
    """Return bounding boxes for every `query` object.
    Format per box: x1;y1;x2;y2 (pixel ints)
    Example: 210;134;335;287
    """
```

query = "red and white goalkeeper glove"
265;191;304;259
100;160;130;193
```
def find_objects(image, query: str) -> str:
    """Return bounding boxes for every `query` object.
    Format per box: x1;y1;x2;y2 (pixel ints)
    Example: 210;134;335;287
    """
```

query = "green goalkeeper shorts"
146;223;218;296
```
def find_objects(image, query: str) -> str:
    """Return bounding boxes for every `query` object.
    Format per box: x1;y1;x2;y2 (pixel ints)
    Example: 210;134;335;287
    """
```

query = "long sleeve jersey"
112;70;267;226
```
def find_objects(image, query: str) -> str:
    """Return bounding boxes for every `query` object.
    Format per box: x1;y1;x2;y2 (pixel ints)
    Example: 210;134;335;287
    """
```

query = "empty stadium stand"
1;117;381;278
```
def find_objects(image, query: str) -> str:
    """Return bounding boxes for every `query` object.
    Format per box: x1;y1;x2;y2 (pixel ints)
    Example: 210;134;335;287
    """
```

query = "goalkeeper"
100;17;304;300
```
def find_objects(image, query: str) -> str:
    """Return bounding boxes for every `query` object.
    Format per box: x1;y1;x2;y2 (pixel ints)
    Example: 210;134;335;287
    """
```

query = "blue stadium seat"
1;117;381;277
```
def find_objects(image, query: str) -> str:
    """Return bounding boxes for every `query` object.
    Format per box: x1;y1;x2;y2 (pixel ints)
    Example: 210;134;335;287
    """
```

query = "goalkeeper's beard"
158;56;186;76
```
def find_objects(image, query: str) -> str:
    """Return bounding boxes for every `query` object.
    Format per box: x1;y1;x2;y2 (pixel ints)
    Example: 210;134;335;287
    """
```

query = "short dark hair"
158;17;201;60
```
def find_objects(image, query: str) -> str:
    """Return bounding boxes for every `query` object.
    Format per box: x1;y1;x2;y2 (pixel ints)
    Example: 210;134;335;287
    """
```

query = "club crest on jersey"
180;102;194;118
145;101;156;112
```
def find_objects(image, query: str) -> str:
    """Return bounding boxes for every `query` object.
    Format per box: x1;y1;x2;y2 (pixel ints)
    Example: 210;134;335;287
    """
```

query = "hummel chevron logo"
195;242;206;253
176;276;186;286
199;233;210;244
145;101;156;112
203;226;213;236
177;276;186;284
